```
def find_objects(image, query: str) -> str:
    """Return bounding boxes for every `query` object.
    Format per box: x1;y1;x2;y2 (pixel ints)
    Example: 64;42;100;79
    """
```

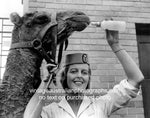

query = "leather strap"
10;41;33;49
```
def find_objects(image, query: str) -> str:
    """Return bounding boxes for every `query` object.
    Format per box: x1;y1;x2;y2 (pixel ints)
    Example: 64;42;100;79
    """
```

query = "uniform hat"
65;53;89;66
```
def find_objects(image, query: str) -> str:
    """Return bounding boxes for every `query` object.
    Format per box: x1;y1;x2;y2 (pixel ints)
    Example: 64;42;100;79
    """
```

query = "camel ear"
10;12;22;26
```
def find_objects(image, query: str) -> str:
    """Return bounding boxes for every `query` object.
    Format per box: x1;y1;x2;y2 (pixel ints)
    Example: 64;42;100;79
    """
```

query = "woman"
24;30;144;118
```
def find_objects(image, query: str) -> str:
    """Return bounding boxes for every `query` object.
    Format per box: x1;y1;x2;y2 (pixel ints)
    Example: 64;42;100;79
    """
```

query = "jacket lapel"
77;96;93;117
58;96;94;118
58;97;76;118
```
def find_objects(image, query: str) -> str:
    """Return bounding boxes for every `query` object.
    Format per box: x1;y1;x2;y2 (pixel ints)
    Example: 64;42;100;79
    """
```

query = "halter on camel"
10;12;67;88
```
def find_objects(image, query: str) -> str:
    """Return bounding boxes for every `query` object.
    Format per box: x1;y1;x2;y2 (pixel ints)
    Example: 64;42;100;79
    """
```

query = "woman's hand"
105;30;119;46
40;60;58;89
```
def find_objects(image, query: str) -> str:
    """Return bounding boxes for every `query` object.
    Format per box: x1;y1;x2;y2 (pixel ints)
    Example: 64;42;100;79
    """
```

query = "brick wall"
26;0;150;117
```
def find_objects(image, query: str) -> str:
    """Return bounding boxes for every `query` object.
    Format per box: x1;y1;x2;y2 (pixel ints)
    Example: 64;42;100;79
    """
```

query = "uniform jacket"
41;79;139;118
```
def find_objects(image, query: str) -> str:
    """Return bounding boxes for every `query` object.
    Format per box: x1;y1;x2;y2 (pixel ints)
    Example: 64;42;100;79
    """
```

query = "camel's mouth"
56;11;90;44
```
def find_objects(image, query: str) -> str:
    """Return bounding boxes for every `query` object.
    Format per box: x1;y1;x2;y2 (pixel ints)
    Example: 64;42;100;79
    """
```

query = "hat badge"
82;54;88;63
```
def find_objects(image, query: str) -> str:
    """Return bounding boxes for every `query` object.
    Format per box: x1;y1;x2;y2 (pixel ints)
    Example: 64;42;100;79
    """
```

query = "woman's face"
66;64;90;91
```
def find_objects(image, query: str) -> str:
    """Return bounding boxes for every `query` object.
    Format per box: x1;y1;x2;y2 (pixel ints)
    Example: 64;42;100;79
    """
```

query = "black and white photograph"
0;0;149;118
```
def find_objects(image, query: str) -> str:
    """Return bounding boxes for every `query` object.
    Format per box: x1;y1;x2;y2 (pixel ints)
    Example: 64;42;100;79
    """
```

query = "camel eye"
26;22;32;27
34;15;49;24
74;12;85;16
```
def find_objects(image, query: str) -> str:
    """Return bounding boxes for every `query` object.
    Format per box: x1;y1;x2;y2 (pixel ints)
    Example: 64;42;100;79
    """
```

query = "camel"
0;11;90;118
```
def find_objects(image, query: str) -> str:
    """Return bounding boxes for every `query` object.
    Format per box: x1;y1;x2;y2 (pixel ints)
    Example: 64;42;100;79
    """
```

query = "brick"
86;0;102;5
114;64;123;70
68;39;81;44
90;57;117;64
120;115;136;118
91;64;118;70
29;8;37;12
61;4;86;10
29;2;45;8
127;100;143;108
86;10;114;16
82;27;98;33
136;114;145;118
100;75;115;82
89;51;116;58
127;17;150;23
84;5;99;11
102;1;135;7
36;0;49;2
116;108;128;115
120;40;137;46
71;32;105;39
70;0;87;4
56;0;69;3
92;69;124;76
30;0;37;2
91;81;109;89
80;39;107;45
67;44;82;51
125;29;136;35
109;115;120;118
46;3;63;9
126;23;135;29
123;46;137;52
119;34;136;40
81;45;106;51
128;108;144;114
108;6;139;12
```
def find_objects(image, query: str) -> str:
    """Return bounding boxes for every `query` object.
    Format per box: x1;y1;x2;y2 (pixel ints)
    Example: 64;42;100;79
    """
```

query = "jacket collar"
58;95;93;117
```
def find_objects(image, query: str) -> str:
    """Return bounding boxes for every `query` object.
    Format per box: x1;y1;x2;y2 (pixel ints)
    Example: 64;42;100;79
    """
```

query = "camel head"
10;11;90;63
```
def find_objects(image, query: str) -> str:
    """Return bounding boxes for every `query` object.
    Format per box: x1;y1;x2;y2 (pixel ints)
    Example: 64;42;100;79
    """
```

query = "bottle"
91;20;126;32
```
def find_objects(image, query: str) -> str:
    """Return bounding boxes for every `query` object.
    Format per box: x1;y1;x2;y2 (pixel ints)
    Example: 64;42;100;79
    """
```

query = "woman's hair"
60;65;91;90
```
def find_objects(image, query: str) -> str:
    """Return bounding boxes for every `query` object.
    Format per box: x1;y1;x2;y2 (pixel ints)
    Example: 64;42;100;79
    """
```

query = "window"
0;18;13;80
